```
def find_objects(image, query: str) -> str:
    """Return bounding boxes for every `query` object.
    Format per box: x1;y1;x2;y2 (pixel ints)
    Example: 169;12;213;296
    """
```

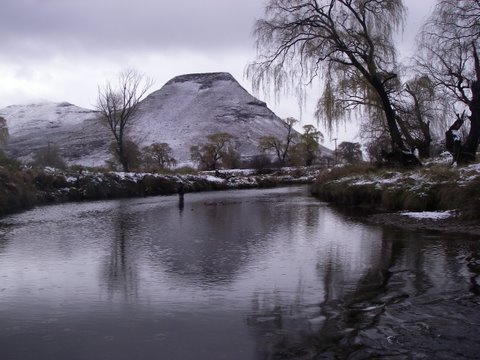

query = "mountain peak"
165;72;237;88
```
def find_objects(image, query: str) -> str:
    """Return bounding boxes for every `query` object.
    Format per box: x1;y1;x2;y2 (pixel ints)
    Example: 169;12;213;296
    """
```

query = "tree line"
1;102;335;172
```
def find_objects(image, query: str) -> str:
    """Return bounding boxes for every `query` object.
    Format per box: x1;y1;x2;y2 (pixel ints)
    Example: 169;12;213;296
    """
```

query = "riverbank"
311;162;480;236
0;166;320;217
366;212;480;236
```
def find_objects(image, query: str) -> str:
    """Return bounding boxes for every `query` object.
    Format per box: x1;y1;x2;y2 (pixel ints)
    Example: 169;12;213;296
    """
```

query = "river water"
0;186;479;359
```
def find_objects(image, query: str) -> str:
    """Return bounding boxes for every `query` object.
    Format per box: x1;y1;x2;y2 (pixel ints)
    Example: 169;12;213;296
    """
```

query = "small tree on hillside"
142;143;177;171
258;117;298;166
190;132;238;170
0;117;15;168
290;125;324;166
337;142;363;164
32;143;66;169
96;68;153;172
107;139;141;172
0;116;8;148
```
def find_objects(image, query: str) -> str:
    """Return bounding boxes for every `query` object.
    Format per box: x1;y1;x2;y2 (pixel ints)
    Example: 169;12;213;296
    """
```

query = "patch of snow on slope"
0;102;95;134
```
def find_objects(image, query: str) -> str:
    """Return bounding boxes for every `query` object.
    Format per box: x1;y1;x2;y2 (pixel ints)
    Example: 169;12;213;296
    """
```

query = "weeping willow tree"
247;0;420;165
418;0;480;163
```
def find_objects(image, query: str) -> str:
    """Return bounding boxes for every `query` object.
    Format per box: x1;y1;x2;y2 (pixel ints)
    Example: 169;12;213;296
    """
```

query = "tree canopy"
190;133;238;170
142;143;177;171
337;141;362;164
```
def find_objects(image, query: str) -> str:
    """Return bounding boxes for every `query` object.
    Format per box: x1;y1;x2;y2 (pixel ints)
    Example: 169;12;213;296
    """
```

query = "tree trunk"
418;121;432;158
459;45;480;163
452;54;480;164
461;75;480;163
372;77;422;166
117;140;129;172
460;109;480;163
370;77;406;152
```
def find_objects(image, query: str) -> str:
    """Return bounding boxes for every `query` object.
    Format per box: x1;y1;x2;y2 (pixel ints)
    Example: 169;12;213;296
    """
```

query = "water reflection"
0;187;479;359
247;225;480;359
101;203;139;302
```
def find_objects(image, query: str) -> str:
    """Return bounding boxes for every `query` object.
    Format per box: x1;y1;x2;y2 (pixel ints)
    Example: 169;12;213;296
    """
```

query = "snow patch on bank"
400;210;455;220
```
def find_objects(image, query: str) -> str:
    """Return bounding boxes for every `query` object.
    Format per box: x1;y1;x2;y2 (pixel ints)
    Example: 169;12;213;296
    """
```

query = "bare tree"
96;69;153;172
248;0;420;165
258;117;298;165
32;143;66;169
418;0;480;163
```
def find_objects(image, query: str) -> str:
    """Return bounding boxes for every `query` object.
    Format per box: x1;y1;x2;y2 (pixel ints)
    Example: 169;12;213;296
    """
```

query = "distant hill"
0;102;111;166
129;72;306;164
0;72;332;168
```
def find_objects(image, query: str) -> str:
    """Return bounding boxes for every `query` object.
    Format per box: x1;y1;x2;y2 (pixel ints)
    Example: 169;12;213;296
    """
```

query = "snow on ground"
336;161;480;191
400;210;456;220
350;173;404;187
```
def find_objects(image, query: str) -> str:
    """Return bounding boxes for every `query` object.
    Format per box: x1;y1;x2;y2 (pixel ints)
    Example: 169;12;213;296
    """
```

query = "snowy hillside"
0;73;332;167
0;102;110;166
2;102;91;134
130;72;313;164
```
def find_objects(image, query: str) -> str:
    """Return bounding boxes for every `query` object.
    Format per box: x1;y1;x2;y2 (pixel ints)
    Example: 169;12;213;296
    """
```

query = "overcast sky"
0;0;436;145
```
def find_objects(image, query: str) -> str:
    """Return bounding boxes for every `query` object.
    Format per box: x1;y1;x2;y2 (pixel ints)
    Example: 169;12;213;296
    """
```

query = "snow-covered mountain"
0;102;111;166
0;72;331;167
129;72;301;163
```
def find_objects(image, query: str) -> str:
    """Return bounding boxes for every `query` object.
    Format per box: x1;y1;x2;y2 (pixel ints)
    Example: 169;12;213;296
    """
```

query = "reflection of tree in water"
101;203;139;302
247;227;480;359
0;226;9;253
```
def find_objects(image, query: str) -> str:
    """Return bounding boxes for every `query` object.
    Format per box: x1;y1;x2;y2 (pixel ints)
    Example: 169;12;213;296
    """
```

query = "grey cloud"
0;0;261;58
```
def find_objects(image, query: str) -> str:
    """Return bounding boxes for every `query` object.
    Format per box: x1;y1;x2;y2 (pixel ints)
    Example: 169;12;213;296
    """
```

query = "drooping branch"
249;0;410;157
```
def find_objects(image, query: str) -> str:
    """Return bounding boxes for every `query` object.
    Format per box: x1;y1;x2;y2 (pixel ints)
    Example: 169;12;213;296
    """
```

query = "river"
0;186;479;359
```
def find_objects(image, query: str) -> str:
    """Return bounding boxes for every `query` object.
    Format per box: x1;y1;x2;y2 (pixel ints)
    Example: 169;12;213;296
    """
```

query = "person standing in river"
177;182;185;211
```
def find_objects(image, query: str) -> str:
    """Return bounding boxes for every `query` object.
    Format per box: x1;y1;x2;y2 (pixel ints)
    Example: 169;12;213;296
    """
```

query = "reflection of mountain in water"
126;196;282;285
1;187;479;359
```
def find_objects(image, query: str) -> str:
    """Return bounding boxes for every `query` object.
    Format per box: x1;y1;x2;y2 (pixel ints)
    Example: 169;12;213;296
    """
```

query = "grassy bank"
0;166;320;217
311;163;480;219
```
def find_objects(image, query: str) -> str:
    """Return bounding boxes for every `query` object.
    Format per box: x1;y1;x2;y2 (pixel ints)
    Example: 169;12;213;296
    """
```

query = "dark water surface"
0;186;479;359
